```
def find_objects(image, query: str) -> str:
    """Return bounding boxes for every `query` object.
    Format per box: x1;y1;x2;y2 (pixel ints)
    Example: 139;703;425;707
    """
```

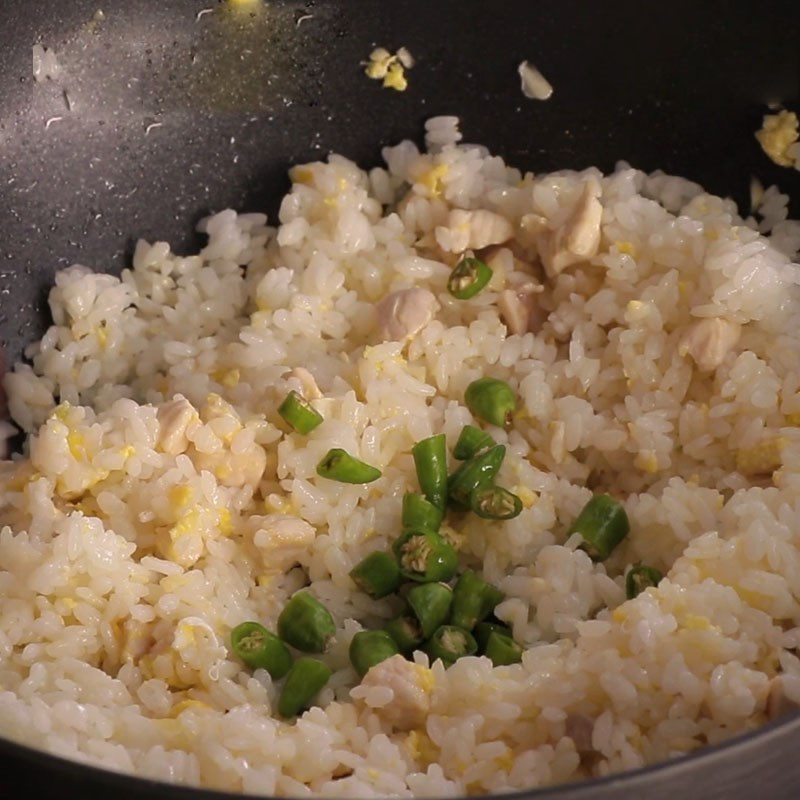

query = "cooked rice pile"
1;117;800;796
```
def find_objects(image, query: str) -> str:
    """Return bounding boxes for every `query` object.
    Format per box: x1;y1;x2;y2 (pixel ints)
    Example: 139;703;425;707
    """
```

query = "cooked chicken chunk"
157;395;197;455
358;654;433;730
539;178;603;277
286;367;323;400
498;283;544;335
435;209;514;253
251;514;316;571
678;318;741;371
376;288;439;342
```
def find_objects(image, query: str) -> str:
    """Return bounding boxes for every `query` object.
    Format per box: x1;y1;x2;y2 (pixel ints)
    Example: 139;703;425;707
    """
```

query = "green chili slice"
349;551;401;599
277;592;336;653
484;631;523;666
447;258;492;300
448;444;506;509
407;582;453;638
464;377;516;427
469;485;522;520
278;657;332;717
450;570;504;631
453;425;494;460
349;630;399;677
316;448;382;484
412;434;448;510
384;615;424;652
402;492;444;533
278;390;324;435
625;564;663;599
425;624;478;666
569;494;630;561
393;530;458;583
230;621;293;679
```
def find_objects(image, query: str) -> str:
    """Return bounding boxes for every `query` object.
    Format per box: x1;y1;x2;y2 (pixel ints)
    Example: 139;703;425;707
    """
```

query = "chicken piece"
376;288;439;342
157;395;197;455
498;283;545;335
252;514;316;571
767;675;800;719
564;714;595;754
435;209;514;253
678;318;741;372
538;178;603;277
517;213;549;248
357;654;433;730
286;367;322;400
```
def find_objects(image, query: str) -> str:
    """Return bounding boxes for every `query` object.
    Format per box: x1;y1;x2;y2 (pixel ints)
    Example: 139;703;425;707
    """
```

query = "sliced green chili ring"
484;631;523;666
474;620;513;651
230;621;293;679
425;624;478;666
402;492;444;533
469;485;523;520
569;493;630;561
447;258;493;300
278;657;332;717
277;591;336;653
392;530;458;583
349;551;401;599
450;570;504;631
412;434;448;510
448;444;506;509
316;448;382;484
407;582;453;639
384;615;424;652
349;630;399;677
464;377;517;428
625;564;663;599
453;425;494;460
278;390;324;435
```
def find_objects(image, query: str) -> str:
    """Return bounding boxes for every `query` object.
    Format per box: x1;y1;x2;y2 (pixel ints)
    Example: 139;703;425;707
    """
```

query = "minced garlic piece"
364;47;413;92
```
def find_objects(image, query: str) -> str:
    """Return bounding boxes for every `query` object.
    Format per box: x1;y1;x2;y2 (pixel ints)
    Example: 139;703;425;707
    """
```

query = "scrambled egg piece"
364;47;414;92
736;437;786;476
755;110;799;167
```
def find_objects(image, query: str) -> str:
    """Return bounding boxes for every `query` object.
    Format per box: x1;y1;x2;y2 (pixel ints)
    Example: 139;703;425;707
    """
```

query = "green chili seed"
402;492;444;533
384;615;424;652
412;434;448;510
448;444;506;509
625;564;663;599
474;620;513;651
230;621;293;678
450;570;504;631
316;448;382;484
453;425;494;460
349;630;399;677
278;390;324;435
469;485;523;520
393;530;458;583
349;551;401;599
278;657;332;717
277;592;336;653
425;625;478;665
407;582;453;638
447;258;493;300
484;631;523;666
569;493;630;561
464;377;516;427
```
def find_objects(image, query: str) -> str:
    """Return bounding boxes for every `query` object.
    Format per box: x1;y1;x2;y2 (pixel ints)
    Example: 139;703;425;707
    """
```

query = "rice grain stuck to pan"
1;117;800;796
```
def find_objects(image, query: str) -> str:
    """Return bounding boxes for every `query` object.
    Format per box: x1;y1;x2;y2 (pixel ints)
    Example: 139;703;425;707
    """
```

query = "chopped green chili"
625;564;663;599
393;530;458;583
447;258;493;300
425;625;478;666
450;570;504;631
316;448;382;484
448;444;506;509
349;551;401;599
484;631;523;666
453;425;494;460
407;582;453;638
474;620;513;651
278;657;332;717
277;592;336;653
464;377;516;428
569;493;630;561
349;630;399;677
278;390;324;435
469;485;522;520
230;621;293;679
412;434;448;510
384;615;424;652
402;492;444;533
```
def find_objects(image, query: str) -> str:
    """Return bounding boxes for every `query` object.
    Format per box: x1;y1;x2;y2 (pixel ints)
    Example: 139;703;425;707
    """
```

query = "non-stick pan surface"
0;1;798;798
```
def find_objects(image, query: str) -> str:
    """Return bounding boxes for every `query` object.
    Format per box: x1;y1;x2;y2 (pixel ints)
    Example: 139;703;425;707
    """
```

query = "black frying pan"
0;1;799;798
